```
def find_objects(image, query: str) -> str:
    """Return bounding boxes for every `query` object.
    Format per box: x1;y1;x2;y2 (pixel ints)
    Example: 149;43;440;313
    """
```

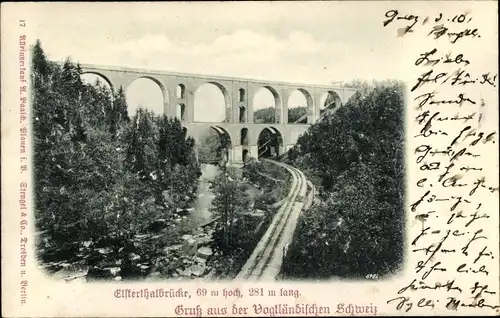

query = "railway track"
235;159;308;281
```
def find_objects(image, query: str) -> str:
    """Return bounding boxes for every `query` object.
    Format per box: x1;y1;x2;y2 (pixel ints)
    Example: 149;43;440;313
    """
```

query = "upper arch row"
80;69;350;107
75;62;354;91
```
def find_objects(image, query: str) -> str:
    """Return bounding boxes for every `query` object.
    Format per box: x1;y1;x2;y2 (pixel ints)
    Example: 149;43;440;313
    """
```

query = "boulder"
108;267;121;276
129;253;141;261
189;263;206;277
197;247;213;259
97;247;112;255
180;268;192;277
163;244;182;254
196;235;212;246
183;238;198;256
183;244;197;256
194;256;207;264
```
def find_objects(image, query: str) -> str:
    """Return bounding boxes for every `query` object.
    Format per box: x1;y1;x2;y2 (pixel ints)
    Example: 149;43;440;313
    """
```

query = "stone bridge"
77;63;357;162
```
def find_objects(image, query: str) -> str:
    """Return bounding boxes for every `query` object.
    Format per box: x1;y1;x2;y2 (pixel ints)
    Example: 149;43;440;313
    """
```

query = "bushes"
243;160;290;202
287;106;307;123
253;107;275;123
282;80;405;279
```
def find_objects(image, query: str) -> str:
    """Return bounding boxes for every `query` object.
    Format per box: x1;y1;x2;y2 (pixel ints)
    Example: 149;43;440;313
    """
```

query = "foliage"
32;40;200;276
210;165;282;279
283;80;405;279
253;107;275;124
287;106;307;123
210;167;250;252
254;106;308;124
198;130;231;163
243;160;290;206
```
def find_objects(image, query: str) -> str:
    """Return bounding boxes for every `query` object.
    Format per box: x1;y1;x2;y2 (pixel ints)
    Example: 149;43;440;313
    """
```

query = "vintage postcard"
1;1;499;317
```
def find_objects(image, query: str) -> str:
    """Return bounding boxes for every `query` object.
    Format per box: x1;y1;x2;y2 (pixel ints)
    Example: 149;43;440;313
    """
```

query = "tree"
210;168;249;251
283;80;405;279
253;107;275;124
287;106;307;123
31;40;202;275
124;108;158;178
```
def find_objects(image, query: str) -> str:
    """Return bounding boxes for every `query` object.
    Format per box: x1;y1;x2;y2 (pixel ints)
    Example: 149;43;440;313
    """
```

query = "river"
184;164;220;229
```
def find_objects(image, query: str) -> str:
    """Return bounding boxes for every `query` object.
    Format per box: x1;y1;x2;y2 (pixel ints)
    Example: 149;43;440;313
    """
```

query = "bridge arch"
287;88;313;124
240;127;249;146
256;126;284;159
80;72;114;91
211;125;232;162
194;82;231;123
125;76;168;116
252;86;282;124
320;90;342;108
177;103;186;121
176;84;186;99
239;88;246;102
238;88;247;123
319;90;342;118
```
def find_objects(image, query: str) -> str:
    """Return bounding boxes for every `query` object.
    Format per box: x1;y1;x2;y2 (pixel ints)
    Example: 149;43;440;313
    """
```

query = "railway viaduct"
78;63;357;163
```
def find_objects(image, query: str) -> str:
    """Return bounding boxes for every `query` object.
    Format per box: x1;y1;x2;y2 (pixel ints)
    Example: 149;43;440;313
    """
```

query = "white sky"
25;2;496;121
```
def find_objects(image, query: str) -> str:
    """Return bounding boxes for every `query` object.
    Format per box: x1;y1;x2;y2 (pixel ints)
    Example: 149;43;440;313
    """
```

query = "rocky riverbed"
41;219;220;282
144;225;219;281
39;164;270;282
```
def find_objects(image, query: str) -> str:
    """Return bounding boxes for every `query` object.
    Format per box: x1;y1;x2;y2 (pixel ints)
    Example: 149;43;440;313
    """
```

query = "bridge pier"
249;145;258;160
230;145;258;163
232;145;243;163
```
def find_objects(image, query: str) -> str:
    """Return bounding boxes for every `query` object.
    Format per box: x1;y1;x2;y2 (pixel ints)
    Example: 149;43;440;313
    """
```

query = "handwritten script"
383;8;499;314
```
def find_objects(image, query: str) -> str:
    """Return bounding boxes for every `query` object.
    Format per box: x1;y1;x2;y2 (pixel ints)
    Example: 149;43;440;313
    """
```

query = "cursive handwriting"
382;9;480;43
384;7;499;314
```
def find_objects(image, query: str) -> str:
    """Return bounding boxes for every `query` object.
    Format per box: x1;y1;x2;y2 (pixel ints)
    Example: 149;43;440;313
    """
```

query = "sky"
24;2;497;121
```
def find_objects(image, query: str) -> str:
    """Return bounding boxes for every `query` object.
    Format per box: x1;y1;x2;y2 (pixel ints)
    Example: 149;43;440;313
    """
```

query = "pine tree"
32;39;205;275
109;87;129;137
